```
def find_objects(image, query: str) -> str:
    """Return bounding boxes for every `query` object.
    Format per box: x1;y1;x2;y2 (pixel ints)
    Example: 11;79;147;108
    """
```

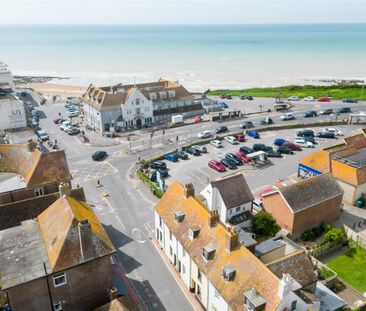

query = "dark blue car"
246;130;260;139
274;138;287;146
219;102;229;109
164;153;178;162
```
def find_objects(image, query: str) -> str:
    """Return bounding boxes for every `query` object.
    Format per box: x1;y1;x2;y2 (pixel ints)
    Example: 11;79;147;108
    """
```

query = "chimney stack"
59;182;71;197
26;140;37;152
225;227;239;253
78;219;95;262
208;210;220;228
109;287;118;301
184;183;195;198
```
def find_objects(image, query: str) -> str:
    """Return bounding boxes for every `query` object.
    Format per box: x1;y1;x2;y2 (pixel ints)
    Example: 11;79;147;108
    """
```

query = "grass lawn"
207;84;366;100
327;244;366;293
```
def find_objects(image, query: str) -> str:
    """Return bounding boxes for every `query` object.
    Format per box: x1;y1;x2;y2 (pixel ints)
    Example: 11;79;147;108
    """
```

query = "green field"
207;84;366;100
327;244;366;293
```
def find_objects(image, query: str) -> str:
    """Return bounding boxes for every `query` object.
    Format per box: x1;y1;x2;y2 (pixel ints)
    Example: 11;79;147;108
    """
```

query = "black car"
215;126;228;134
343;98;358;103
297;129;315;137
185;147;200;156
317;131;335;139
220;158;237;170
150;161;167;170
177;151;188;160
239;146;254;154
319;109;333;115
225;153;243;165
303;136;317;144
150;169;169;182
227;94;232;99
92;150;108;161
252;144;273;152
277;146;294;154
260;118;274;125
337;107;351;113
240;95;253;100
240;121;254;129
304;110;317;117
266;150;283;158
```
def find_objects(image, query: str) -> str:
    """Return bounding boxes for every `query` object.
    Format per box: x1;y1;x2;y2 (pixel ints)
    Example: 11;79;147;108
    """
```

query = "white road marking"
115;216;126;231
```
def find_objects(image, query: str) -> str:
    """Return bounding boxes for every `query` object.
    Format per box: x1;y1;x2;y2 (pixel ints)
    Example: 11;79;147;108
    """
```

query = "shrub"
318;266;335;280
323;223;332;233
323;227;345;243
312;227;323;238
302;230;316;242
253;211;280;237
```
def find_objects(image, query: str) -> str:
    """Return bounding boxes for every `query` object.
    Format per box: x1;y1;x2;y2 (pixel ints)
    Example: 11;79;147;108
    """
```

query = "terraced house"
154;181;341;311
82;78;205;132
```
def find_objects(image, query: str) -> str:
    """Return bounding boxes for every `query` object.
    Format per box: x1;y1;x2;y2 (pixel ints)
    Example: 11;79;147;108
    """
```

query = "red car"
317;97;330;102
53;118;62;124
258;187;276;200
208;160;226;172
235;133;245;142
220;94;226;99
283;141;302;151
195;115;202;123
236;152;251;163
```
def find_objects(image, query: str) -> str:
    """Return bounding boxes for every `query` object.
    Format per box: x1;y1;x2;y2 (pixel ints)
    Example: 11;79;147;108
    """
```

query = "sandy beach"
26;82;87;98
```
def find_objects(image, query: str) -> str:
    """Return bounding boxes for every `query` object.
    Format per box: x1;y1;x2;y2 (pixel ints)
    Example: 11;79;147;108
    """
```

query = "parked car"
177;151;188;160
68;111;80;118
288;96;300;101
235;133;245;142
220;158;237;170
280;113;295;121
343;98;358;103
260;118;273;125
274;138;287;146
258;187;276;200
317;131;335;139
324;128;343;136
253;144;273;152
283;141;302;151
219;94;226;99
164;153;179;162
195;115;202;123
303;96;315;101
219;102;229;109
227;94;232;99
198;131;211;139
215;126;228;134
277;146;294;154
224;136;239;145
150;161;167;170
66;126;80;135
37;130;49;141
304;110;317;118
185;147;200;156
303;136;317;144
336;107;351;114
240;95;253;100
266;150;283;158
60;120;71;131
246;130;260;139
240;121;254;129
236;152;251;163
53;117;62;124
208;160;226;172
252;198;264;211
150;169;169;182
319;108;333;115
210;140;223;148
294;138;314;148
192;145;207;153
225;153;243;165
92;150;108;161
239;146;254;154
317;97;330;102
297;129;315;137
31;117;38;126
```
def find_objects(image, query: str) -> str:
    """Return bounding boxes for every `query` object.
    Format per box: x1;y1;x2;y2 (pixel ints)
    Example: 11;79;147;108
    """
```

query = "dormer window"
159;91;167;99
203;243;216;261
222;263;236;282
244;288;267;311
149;92;157;100
168;90;175;98
188;226;200;240
175;211;185;223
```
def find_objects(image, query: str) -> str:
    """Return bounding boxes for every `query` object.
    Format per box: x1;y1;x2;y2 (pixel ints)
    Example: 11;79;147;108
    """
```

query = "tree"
323;227;345;243
253;211;280;237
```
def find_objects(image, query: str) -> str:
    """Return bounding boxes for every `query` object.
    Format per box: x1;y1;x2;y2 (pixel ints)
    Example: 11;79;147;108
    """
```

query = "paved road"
30;92;365;311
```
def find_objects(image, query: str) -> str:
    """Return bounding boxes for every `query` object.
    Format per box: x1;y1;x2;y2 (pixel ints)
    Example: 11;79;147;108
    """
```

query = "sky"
0;0;366;25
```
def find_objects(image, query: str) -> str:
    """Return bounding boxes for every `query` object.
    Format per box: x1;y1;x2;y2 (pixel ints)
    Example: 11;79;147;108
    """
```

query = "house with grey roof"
262;173;344;237
200;173;254;230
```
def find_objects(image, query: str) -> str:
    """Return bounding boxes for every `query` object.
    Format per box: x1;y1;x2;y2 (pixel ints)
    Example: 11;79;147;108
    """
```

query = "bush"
312;227;323;238
253;211;280;237
318;266;335;280
323;228;345;243
302;230;316;242
323;223;332;233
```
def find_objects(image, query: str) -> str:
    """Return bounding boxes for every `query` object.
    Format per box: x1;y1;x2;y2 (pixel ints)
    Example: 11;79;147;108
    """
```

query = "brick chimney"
59;182;71;197
225;227;239;253
78;219;95;261
184;183;195;198
208;210;220;228
26;140;37;152
109;287;118;301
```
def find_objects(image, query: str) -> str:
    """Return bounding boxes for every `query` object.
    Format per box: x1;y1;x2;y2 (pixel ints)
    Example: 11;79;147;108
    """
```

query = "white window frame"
34;187;44;197
53;273;67;288
53;301;62;311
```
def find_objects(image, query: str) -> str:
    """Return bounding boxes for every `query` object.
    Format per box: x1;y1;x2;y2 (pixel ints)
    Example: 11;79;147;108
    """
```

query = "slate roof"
38;195;116;272
211;174;254;209
279;173;344;213
155;181;282;311
266;251;318;288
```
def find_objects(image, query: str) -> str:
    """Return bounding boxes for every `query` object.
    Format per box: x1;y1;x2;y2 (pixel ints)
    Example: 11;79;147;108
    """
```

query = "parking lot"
155;124;360;193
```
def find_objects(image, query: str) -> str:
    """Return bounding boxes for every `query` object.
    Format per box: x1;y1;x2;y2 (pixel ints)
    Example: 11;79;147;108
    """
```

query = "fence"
309;239;344;258
344;224;366;249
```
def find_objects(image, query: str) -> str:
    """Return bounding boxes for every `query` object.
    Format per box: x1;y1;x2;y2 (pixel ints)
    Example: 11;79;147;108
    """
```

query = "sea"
0;24;366;91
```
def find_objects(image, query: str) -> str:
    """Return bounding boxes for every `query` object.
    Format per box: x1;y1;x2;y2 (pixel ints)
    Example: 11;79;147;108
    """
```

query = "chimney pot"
208;211;220;228
225;229;239;253
184;183;195;198
109;287;118;301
